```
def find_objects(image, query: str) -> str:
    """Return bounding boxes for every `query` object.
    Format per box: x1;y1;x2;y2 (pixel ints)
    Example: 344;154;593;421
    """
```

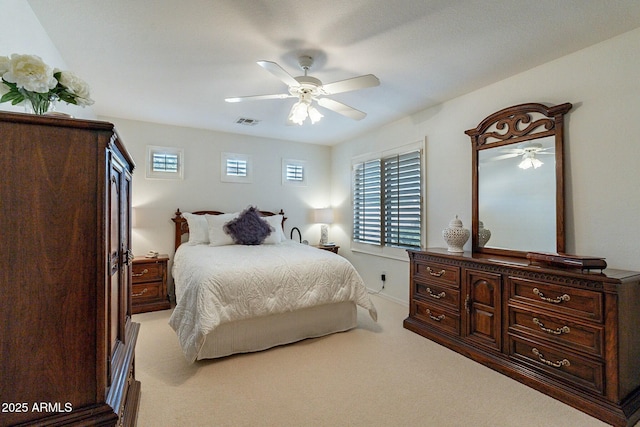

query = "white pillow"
206;213;238;246
183;213;209;245
262;214;285;244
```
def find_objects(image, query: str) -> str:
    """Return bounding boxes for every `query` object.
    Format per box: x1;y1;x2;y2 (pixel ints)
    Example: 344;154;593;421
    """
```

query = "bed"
168;207;377;362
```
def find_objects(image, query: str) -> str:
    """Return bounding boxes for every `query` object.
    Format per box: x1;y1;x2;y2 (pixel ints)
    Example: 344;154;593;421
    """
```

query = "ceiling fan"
488;142;553;169
225;55;380;125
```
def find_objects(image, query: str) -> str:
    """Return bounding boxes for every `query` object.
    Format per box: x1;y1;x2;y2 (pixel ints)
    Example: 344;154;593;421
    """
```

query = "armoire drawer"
412;300;460;336
414;261;460;288
509;336;604;395
509;306;604;357
414;280;460;311
508;277;603;322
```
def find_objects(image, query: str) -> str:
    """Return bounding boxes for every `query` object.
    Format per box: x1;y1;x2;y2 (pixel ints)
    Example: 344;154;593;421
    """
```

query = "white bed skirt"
196;301;357;360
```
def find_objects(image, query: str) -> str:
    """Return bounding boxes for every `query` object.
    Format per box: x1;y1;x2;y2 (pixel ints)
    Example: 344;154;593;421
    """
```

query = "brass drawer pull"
133;268;149;277
426;267;445;277
132;287;148;297
425;309;445;322
533;288;570;304
426;287;446;299
533;318;570;335
532;348;570;368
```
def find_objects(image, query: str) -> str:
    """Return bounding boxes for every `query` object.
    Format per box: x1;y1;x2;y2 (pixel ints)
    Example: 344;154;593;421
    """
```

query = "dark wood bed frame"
171;208;286;251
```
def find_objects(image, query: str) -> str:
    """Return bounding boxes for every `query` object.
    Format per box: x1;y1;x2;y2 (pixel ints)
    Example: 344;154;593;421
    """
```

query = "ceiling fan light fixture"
288;100;309;125
308;105;323;124
518;152;543;169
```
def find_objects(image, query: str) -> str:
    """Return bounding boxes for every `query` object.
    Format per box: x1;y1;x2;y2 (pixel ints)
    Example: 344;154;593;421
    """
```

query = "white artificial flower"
3;54;57;93
0;81;9;97
0;55;10;78
57;69;94;106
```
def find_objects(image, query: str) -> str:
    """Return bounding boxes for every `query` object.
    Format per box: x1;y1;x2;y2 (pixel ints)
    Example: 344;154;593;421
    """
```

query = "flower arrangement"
0;53;94;115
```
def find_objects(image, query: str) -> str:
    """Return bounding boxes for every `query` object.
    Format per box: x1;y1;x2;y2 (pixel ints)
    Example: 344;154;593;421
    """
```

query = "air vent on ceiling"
235;117;260;126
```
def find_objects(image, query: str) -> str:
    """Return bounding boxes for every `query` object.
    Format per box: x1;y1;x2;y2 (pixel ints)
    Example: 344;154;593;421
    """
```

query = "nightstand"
132;254;171;314
314;245;340;254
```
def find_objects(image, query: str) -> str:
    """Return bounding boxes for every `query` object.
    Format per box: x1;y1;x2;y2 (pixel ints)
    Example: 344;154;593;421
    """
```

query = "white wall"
104;117;332;261
0;0;96;119
332;27;640;304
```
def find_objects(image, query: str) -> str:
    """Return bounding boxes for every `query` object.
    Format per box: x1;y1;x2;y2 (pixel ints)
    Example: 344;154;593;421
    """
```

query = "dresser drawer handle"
532;288;570;304
425;309;445;322
426;267;446;277
532;348;570;368
533;318;570;335
426;287;446;299
133;268;149;277
132;287;148;297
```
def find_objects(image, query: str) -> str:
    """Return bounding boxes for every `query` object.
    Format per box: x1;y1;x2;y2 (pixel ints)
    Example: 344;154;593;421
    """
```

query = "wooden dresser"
0;112;140;426
132;255;171;313
404;248;640;427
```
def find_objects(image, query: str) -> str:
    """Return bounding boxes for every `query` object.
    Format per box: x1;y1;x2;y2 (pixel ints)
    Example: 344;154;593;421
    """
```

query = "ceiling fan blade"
256;60;299;87
317;97;367;120
488;153;519;161
322;74;380;95
225;93;293;103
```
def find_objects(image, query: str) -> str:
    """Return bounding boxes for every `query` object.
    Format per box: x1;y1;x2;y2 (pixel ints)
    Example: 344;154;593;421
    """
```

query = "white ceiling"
27;0;640;145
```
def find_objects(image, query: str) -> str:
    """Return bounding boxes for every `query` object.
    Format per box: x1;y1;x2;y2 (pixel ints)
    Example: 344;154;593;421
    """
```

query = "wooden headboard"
171;208;286;251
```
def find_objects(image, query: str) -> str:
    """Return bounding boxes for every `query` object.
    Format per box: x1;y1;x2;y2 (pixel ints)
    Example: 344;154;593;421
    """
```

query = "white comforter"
169;240;377;362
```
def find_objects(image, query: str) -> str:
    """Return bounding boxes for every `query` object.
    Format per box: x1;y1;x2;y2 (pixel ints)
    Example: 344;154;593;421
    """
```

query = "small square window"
282;159;307;186
222;152;252;183
146;146;183;179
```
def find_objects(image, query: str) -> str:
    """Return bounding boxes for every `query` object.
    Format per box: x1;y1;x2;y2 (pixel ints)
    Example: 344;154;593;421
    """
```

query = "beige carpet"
133;295;612;427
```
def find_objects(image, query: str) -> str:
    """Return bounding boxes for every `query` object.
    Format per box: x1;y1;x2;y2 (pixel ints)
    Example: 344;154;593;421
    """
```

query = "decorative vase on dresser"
0;111;140;426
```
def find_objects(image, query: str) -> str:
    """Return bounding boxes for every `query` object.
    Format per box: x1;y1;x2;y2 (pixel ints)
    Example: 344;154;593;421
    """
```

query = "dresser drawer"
132;281;162;301
509;306;604;357
509;336;604;395
132;261;165;284
414;279;460;311
508;277;603;322
412;300;460;336
414;261;460;288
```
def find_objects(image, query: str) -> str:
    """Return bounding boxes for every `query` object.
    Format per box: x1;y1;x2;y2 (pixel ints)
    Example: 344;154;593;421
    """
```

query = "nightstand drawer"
132;261;164;283
132;282;162;301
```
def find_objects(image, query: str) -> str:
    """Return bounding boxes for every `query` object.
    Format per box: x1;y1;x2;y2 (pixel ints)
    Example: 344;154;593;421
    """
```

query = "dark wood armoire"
0;111;141;426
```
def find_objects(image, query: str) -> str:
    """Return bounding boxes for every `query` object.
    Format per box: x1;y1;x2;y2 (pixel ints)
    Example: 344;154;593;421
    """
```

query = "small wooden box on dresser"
132;255;171;314
404;249;640;427
0;112;140;426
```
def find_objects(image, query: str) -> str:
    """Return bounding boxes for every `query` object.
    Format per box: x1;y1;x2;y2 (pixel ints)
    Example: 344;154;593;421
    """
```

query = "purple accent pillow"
223;206;274;245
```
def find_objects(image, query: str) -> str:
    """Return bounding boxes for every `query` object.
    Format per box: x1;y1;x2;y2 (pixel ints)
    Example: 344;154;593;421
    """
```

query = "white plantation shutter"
152;152;179;173
353;159;382;245
226;159;248;176
383;150;422;248
286;164;304;181
353;149;422;249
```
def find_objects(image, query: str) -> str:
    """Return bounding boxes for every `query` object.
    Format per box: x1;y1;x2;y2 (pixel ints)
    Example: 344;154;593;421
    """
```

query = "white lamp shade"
313;207;334;224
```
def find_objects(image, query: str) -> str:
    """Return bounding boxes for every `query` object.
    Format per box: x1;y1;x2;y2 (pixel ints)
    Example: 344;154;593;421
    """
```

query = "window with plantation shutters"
146;145;184;179
221;152;252;183
352;147;422;250
282;159;307;186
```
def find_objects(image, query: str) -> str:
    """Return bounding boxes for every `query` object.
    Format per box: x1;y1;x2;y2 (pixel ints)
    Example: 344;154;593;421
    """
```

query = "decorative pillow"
262;214;285;244
183;213;209;245
223;206;274;245
205;213;238;247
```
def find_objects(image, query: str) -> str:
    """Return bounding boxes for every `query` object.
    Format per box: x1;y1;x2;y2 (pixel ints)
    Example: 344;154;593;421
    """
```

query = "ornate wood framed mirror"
465;102;572;257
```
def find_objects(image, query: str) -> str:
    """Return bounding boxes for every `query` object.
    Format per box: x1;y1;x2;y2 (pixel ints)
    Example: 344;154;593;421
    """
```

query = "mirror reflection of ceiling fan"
225;55;380;125
490;142;553;169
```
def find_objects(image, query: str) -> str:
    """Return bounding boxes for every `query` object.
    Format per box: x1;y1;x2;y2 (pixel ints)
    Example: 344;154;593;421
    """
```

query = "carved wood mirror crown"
465;102;572;257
